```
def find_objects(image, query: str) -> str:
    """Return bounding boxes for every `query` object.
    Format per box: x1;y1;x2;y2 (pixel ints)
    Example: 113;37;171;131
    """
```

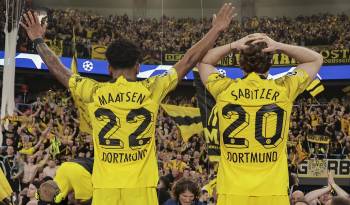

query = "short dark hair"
159;176;171;190
172;178;200;201
331;197;350;205
105;39;142;69
31;181;40;189
239;40;273;74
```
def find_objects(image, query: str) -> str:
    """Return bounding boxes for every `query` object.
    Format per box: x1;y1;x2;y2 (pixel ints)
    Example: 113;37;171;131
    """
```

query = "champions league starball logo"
218;69;227;77
83;60;94;72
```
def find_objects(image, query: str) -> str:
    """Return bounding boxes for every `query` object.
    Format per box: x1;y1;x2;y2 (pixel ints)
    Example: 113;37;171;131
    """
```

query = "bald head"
39;180;60;202
295;201;309;205
292;190;305;204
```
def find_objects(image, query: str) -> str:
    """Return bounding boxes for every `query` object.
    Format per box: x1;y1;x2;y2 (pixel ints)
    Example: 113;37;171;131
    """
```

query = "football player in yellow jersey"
21;4;236;204
36;158;93;204
198;33;323;205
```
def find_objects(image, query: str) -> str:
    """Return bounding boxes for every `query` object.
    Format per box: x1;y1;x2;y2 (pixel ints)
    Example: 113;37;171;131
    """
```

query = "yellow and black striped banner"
307;135;330;144
161;104;203;142
306;79;325;97
193;70;221;162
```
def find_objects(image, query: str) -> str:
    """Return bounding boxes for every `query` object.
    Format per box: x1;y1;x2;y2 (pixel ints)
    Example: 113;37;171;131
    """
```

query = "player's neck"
243;71;268;79
111;70;137;82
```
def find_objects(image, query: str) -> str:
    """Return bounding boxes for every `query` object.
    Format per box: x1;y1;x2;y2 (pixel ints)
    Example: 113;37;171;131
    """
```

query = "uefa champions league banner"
1;51;350;80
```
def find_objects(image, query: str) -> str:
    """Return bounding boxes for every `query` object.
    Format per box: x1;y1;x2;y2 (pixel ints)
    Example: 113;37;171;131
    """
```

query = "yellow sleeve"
277;69;311;101
180;162;188;172
142;68;178;103
69;74;98;103
205;73;233;99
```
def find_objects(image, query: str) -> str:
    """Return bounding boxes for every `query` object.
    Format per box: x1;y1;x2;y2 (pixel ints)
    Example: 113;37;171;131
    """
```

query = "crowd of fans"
0;88;349;204
1;7;350;63
0;2;350;205
288;97;350;161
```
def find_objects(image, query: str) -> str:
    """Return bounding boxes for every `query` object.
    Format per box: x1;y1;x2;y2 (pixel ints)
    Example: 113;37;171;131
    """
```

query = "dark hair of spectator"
105;39;142;70
159;176;171;191
171;178;200;201
239;40;273;74
31;181;40;189
330;197;350;205
42;176;53;182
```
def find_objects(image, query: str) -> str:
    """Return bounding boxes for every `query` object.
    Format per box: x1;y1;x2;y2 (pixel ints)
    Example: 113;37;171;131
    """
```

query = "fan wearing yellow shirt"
36;158;93;204
170;154;188;173
198;33;323;205
310;111;319;129
21;5;236;204
341;114;349;134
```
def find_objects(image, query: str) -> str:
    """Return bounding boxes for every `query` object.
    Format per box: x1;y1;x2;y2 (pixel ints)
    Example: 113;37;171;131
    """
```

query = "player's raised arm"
328;171;349;198
304;185;332;203
252;34;323;81
173;3;236;82
20;11;72;88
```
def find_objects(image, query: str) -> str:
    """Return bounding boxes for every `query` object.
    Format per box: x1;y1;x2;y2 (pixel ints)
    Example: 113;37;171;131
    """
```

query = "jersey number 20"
222;104;286;149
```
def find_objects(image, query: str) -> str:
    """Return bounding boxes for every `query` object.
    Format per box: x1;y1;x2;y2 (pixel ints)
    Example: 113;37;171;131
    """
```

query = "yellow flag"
161;104;203;142
71;55;78;74
71;28;78;74
0;169;12;201
91;45;107;60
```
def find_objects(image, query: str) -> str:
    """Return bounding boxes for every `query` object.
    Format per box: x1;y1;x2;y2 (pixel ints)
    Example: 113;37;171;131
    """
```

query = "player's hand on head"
20;11;46;41
231;33;267;51
212;3;237;32
251;34;281;53
231;36;251;51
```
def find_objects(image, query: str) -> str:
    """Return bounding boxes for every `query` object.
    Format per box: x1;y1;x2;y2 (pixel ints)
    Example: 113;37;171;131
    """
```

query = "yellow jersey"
71;92;93;134
311;113;319;127
170;160;188;173
206;70;310;196
69;69;178;188
341;117;349;133
54;160;93;200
